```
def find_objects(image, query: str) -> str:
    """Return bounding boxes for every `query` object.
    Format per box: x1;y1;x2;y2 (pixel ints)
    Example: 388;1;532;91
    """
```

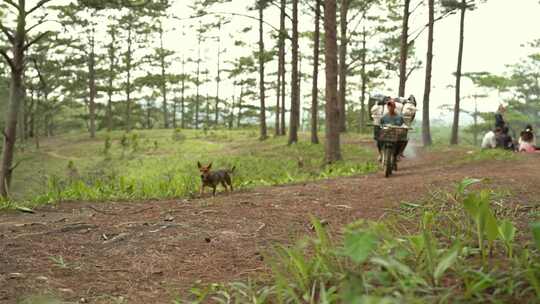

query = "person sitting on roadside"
495;104;506;129
518;124;536;147
496;126;515;151
518;130;537;153
481;128;500;149
379;100;406;161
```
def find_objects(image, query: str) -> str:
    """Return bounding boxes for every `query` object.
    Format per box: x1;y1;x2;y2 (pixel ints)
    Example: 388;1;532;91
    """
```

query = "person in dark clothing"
496;126;515;151
495;105;506;129
379;101;407;161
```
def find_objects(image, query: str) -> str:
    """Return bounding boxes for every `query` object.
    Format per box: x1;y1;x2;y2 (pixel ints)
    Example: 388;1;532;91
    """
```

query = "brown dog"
197;161;235;196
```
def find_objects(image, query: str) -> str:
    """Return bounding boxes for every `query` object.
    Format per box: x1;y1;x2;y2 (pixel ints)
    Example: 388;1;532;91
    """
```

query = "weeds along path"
1;149;540;303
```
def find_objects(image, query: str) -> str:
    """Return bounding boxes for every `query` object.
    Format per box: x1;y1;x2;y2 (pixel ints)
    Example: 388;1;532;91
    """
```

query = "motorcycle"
378;125;410;178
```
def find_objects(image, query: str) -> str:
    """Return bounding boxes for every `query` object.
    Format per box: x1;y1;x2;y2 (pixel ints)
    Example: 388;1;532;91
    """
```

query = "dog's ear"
197;161;202;169
207;162;212;169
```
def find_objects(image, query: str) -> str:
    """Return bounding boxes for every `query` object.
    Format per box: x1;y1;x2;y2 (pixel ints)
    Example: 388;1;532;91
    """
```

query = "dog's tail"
229;166;236;174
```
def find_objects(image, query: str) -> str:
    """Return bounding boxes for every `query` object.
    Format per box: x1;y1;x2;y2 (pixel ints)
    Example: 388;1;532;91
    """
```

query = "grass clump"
5;130;378;207
179;179;540;303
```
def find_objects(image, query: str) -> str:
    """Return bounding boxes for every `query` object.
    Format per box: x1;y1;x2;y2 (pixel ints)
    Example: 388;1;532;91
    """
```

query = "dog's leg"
200;185;205;196
212;186;216;197
226;175;233;192
221;181;228;192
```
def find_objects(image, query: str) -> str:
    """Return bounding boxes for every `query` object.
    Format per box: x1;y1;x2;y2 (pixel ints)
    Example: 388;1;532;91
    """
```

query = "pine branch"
25;18;50;35
409;0;424;16
0;49;14;71
3;0;19;11
172;12;288;39
24;31;52;51
408;10;456;44
26;0;53;16
0;23;15;43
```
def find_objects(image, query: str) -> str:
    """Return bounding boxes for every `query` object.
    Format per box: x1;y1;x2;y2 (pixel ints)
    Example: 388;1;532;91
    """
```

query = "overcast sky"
163;0;540;125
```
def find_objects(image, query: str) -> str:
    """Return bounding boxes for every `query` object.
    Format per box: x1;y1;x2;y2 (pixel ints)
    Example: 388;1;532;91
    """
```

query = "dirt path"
1;149;539;304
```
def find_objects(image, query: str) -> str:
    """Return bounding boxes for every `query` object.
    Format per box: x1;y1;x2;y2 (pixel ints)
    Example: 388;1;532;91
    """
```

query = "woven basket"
379;127;408;142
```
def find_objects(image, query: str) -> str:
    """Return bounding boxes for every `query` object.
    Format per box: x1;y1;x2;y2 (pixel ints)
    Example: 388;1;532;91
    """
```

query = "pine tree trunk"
229;96;234;130
195;27;201;129
259;3;268;140
181;56;186;129
324;0;342;163
275;63;281;136
125;19;133;132
398;0;410;97
280;49;287;136
173;98;177;128
311;0;321;144
237;86;243;128
279;0;287;136
338;0;349;133
215;23;221;126
146;101;151;128
288;0;299;145
0;8;25;198
28;87;34;138
159;23;169;129
422;0;434;146
107;26;116;132
206;92;210;127
360;25;367;132
473;98;478;145
88;29;96;138
451;0;466;145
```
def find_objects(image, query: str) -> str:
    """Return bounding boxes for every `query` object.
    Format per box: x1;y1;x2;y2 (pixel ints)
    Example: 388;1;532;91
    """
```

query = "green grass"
178;179;540;303
1;129;379;209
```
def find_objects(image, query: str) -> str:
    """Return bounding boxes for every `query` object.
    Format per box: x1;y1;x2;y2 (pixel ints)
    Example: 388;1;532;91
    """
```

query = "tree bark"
125;18;133;132
180;84;185;129
450;0;466;145
258;3;268;140
146;100;152;128
205;92;210;127
360;24;367;132
338;0;349;133
278;0;286;136
106;25;117;132
88;27;96;138
0;5;26;197
237;86;243;128
422;0;434;146
159;22;169;129
195;26;202;129
311;0;321;144
275;61;281;136
215;22;221;126
181;55;186;129
288;0;299;145
324;0;342;163
398;0;411;97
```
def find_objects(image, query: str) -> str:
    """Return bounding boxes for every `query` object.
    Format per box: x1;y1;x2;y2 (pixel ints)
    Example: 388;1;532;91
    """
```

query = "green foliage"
530;222;540;251
103;135;112;156
181;180;540;303
172;128;185;142
6;130;377;206
498;220;517;258
342;228;378;264
463;190;499;263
